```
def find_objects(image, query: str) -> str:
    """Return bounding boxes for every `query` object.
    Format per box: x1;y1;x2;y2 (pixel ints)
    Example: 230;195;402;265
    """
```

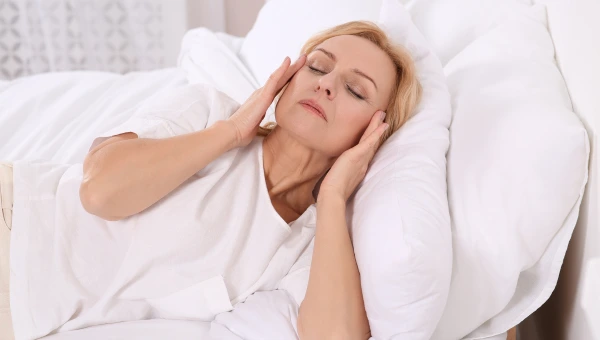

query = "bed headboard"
523;0;600;339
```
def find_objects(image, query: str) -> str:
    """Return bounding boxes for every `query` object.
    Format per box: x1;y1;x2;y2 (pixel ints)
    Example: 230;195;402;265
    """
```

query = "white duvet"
0;30;257;166
0;69;187;164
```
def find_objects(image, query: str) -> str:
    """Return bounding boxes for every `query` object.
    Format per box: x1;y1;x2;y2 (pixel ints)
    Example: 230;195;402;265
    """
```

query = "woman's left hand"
318;110;389;202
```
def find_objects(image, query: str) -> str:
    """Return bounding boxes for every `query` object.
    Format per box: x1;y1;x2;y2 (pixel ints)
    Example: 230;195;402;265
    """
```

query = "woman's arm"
81;120;238;221
298;193;370;340
81;55;306;222
297;109;389;340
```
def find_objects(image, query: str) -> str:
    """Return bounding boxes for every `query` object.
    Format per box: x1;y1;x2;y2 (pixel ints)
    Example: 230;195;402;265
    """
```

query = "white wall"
186;0;265;37
224;0;265;36
186;0;227;33
163;0;190;66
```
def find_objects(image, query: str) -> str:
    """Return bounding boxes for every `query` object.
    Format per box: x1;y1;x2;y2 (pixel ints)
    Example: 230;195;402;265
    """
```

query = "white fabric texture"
0;68;189;164
478;332;507;340
430;4;589;340
178;28;259;106
404;0;534;66
40;290;304;340
40;319;213;340
40;289;304;340
9;84;316;340
0;32;307;340
237;0;453;339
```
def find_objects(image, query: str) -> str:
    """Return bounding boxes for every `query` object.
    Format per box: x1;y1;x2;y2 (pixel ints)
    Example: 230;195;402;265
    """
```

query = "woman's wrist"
210;120;241;151
317;190;347;209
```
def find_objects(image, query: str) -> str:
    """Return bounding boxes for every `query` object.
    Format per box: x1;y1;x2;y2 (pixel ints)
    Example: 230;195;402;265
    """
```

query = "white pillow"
430;5;589;339
178;27;259;105
240;0;453;339
404;0;533;66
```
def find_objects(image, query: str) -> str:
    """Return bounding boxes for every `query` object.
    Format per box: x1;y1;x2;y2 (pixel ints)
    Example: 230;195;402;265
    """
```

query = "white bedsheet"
40;320;213;340
39;290;301;340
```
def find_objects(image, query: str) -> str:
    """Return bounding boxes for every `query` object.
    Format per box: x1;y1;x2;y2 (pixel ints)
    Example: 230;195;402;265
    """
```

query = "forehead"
313;35;396;92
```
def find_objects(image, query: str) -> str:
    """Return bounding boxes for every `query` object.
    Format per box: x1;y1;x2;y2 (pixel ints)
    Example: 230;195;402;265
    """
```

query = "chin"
276;106;349;156
282;117;321;146
286;125;348;157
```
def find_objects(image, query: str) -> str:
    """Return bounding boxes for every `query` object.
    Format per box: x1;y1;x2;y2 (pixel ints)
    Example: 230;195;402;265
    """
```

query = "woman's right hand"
226;54;307;148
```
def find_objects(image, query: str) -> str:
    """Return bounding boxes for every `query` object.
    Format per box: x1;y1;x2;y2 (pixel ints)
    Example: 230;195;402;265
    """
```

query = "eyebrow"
314;48;378;91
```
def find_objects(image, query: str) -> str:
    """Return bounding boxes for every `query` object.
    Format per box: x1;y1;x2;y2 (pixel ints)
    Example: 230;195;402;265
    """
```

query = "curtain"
0;0;202;80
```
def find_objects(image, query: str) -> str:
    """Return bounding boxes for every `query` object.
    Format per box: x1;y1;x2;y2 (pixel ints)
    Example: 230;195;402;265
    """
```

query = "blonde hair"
257;20;422;144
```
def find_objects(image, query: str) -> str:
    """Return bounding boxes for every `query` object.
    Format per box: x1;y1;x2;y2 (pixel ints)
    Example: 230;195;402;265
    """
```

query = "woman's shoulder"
199;137;262;177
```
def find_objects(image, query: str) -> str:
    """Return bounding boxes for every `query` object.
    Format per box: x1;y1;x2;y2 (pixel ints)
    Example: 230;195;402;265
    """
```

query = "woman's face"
275;34;396;157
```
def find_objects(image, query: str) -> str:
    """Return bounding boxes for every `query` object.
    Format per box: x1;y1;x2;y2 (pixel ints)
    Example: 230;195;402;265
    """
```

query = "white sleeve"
88;84;241;151
277;237;315;307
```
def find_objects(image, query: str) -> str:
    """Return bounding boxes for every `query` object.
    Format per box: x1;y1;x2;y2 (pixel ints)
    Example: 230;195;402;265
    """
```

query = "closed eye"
309;66;325;75
347;86;365;100
308;66;366;100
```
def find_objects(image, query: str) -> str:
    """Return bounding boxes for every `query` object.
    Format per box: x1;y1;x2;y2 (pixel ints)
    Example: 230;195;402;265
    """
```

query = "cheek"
331;108;372;149
276;75;301;106
275;72;314;117
286;71;311;93
339;105;372;135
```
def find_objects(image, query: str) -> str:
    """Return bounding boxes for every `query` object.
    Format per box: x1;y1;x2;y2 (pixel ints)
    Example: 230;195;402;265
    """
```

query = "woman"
0;21;420;340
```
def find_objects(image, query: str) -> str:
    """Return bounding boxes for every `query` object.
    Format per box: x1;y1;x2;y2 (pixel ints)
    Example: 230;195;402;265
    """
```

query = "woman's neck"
262;127;334;213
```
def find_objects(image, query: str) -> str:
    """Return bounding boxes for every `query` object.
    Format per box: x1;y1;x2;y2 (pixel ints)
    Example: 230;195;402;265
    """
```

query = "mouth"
299;99;327;121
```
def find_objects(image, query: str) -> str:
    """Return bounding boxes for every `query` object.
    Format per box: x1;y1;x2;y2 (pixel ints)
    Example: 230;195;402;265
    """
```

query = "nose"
315;74;335;99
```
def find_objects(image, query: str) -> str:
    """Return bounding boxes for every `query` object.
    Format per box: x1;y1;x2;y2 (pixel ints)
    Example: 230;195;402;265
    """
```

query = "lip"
299;99;327;121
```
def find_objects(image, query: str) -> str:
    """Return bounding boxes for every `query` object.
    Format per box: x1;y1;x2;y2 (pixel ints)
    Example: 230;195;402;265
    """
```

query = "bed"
518;0;600;339
0;0;597;339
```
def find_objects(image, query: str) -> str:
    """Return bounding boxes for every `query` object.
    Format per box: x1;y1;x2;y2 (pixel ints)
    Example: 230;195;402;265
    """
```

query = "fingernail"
384;123;390;131
380;111;387;121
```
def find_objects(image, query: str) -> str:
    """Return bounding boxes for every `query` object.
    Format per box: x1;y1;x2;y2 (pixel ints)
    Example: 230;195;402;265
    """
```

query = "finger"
362;122;389;155
274;54;307;92
359;110;386;143
264;57;291;95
